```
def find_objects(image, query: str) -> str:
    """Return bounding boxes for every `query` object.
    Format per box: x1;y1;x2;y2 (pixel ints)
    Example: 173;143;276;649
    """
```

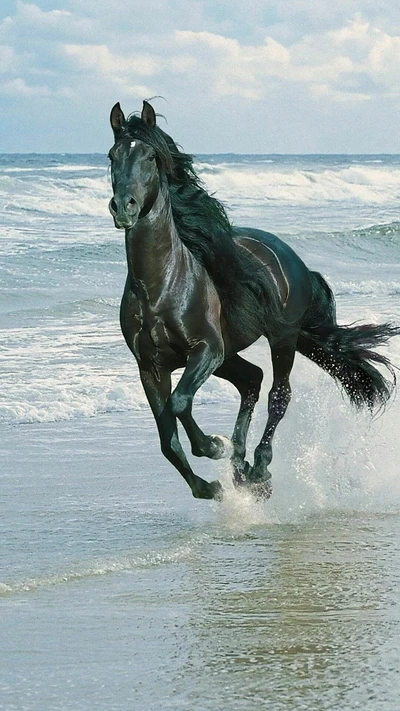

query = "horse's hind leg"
250;337;297;496
140;368;222;500
175;353;262;467
213;355;263;483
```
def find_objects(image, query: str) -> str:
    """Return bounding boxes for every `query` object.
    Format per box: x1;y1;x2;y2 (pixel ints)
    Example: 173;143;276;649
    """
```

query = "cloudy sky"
1;0;400;153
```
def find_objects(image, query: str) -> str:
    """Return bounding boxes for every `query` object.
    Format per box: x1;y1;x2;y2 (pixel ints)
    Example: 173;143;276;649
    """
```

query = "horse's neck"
125;188;186;296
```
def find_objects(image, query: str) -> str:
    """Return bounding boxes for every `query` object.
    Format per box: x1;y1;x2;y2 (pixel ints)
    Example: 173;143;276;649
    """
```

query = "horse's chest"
139;319;185;371
120;292;185;371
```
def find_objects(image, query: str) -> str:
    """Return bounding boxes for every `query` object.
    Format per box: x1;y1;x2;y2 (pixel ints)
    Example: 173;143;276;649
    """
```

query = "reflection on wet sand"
183;513;400;710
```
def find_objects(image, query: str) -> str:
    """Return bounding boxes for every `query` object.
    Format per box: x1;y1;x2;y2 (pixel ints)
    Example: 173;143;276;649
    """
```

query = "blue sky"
1;1;400;153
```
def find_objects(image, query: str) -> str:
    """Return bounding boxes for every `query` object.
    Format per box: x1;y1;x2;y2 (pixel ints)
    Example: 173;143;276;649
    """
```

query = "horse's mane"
122;114;232;242
121;114;285;339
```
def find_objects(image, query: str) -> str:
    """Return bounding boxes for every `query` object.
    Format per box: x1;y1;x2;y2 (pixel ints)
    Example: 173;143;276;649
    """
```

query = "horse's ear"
141;100;156;127
110;102;126;138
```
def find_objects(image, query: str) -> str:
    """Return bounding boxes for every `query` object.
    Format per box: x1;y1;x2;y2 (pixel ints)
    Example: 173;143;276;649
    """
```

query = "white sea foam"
0;172;110;217
0;375;237;425
1;156;400;225
0;542;198;596
1;295;399;426
213;366;400;530
0;313;238;424
208;317;400;527
197;161;400;207
1;164;103;174
334;279;400;296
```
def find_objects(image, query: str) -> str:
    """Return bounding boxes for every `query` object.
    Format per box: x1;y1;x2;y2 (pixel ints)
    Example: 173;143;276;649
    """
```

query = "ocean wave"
2;322;400;427
345;220;400;241
0;164;103;174
0;382;147;425
0;379;237;425
0;541;198;596
197;162;400;207
1;156;400;222
333;279;400;297
15;240;126;262
286;221;400;259
0;172;110;217
0;348;237;425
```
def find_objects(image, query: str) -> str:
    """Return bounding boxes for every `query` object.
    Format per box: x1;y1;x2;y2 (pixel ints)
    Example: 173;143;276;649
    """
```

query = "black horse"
108;100;398;500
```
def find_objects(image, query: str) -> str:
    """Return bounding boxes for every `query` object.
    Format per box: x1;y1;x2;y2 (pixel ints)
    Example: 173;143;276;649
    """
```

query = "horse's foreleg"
250;338;297;495
169;338;228;460
140;368;222;500
214;356;264;482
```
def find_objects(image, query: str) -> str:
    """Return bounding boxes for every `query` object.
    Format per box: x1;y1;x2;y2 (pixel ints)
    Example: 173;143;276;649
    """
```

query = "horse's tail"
297;272;400;411
297;322;400;411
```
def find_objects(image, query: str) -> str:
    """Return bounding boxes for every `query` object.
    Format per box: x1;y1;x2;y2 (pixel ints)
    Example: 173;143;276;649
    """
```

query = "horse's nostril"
128;198;136;207
110;198;118;213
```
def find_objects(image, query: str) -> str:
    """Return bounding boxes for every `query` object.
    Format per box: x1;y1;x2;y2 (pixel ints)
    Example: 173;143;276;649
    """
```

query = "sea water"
1;153;400;710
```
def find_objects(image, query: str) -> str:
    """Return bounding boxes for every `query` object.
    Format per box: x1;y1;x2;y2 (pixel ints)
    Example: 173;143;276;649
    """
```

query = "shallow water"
1;153;400;709
2;414;400;711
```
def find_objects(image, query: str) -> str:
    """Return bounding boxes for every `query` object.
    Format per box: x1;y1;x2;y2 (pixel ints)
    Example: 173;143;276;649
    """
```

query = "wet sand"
1;408;400;710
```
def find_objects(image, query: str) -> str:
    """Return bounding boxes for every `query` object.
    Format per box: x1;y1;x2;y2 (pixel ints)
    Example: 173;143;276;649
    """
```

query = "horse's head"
108;101;160;230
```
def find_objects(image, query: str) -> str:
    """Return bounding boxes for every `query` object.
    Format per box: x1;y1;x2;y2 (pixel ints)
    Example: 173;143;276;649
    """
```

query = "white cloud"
3;3;400;106
63;44;158;78
0;45;18;73
1;1;400;151
0;1;95;40
310;83;370;102
0;77;50;95
174;19;400;102
175;31;290;99
367;34;400;96
329;15;372;46
0;76;72;96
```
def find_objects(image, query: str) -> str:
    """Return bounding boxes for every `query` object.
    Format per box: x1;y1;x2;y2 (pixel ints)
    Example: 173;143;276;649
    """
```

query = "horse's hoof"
192;479;223;501
209;479;224;501
233;463;272;501
209;435;233;460
233;460;252;486
249;477;272;501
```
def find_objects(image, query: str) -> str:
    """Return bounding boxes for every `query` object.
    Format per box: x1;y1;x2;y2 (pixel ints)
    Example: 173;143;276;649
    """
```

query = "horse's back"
233;227;313;321
233;227;308;275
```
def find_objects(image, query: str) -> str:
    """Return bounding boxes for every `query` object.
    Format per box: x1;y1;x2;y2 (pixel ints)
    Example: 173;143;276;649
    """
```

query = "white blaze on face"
130;141;136;149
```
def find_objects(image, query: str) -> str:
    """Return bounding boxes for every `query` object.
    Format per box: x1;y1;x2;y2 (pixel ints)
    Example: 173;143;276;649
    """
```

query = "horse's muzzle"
108;195;139;229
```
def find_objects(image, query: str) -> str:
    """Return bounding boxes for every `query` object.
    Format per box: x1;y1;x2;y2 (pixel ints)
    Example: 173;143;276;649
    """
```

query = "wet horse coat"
108;101;398;500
